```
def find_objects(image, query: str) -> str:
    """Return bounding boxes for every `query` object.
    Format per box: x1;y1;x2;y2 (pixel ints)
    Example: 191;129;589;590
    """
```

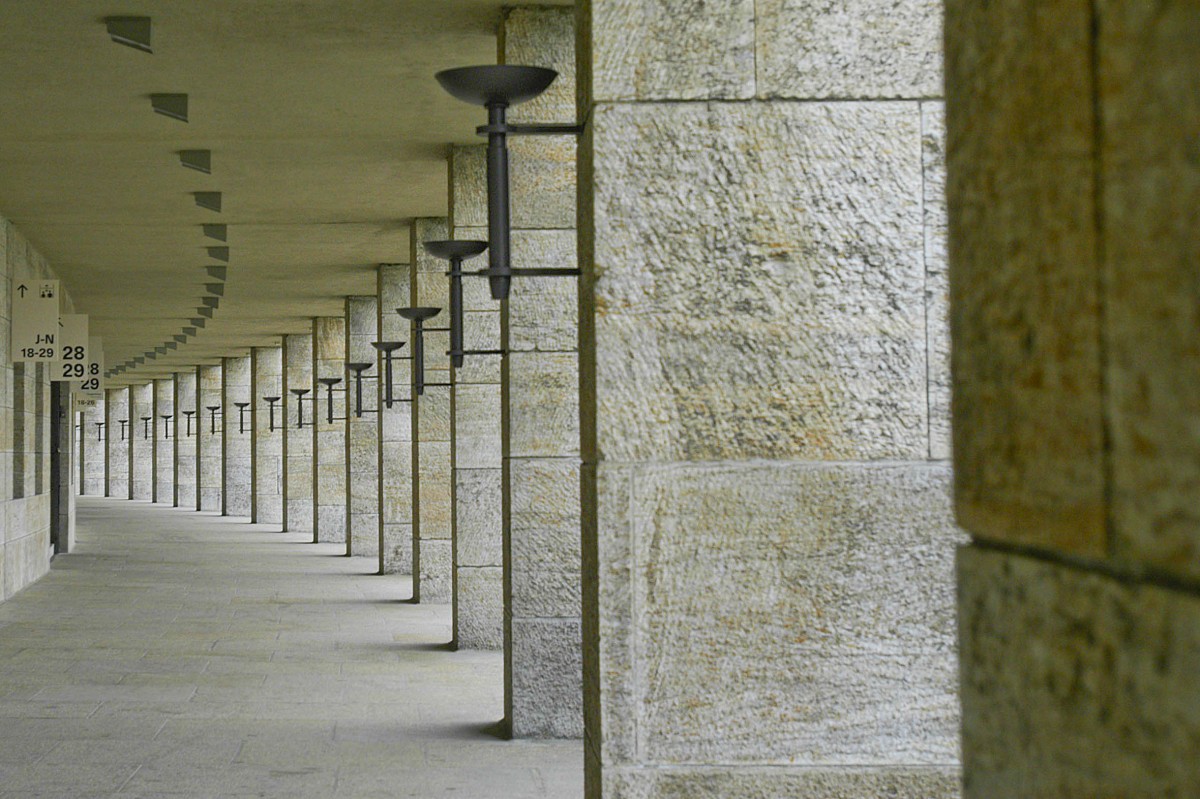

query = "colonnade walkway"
0;498;581;798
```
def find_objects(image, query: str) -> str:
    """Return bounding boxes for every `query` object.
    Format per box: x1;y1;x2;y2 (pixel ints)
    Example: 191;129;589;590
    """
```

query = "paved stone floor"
0;497;582;798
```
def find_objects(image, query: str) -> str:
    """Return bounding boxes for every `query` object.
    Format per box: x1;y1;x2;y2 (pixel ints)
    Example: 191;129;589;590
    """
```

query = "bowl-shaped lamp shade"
435;65;558;108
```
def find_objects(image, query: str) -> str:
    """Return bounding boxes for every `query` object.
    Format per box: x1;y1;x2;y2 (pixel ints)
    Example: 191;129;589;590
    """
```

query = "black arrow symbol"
16;285;27;297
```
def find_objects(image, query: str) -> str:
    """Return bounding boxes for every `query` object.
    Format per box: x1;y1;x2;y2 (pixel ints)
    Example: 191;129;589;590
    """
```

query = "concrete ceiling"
0;1;556;383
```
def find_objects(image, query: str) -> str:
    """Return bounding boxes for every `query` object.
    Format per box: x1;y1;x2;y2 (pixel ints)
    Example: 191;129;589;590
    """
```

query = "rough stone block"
511;617;584;738
508;352;579;459
455;566;503;650
419;538;453;603
1099;1;1200;581
622;463;960;764
590;101;927;463
923;101;950;461
511;458;581;618
455;468;502;568
585;0;755;102
417;441;452;539
602;766;961;798
454;384;501;470
756;0;942;100
958;546;1200;797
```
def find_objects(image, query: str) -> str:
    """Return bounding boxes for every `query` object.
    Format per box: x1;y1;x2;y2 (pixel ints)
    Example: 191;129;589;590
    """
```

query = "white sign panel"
11;279;60;362
76;336;104;398
52;314;89;383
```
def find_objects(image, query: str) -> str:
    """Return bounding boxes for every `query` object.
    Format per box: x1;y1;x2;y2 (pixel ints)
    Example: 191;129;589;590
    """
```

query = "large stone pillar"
130;382;152;500
104;386;129;498
283;333;314;534
947;3;1200;795
173;370;198;509
498;7;584;738
345;296;379;557
222;355;252;517
579;1;958;795
313;317;346;544
411;217;453;603
153;378;173;504
377;264;413;575
251;345;283;526
197;365;222;512
449;145;504;650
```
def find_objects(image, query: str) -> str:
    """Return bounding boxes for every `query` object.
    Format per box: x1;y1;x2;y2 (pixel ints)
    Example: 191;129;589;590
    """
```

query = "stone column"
345;296;379;557
377;264;413;575
252;345;284;526
82;396;105;496
579;1;958;795
153;379;173;503
948;3;1200;795
313;317;346;544
130;382;153;500
410;218;453;603
450;146;503;650
222;355;252;517
283;333;314;534
197;365;222;512
174;370;198;509
500;7;583;738
104;386;130;498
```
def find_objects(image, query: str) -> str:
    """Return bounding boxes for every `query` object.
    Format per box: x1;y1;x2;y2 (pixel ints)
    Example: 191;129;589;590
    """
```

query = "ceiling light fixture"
105;17;152;54
150;93;188;122
179;150;211;173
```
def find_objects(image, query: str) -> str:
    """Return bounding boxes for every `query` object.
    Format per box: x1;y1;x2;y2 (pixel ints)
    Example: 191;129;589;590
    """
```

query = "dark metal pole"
486;102;511;300
449;255;464;368
413;320;425;396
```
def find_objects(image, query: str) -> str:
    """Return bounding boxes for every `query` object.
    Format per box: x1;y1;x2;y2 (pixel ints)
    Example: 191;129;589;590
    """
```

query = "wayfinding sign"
52;314;89;383
75;336;104;398
11;279;60;362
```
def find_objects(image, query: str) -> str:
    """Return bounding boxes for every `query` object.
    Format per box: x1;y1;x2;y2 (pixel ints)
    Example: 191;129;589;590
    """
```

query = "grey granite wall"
313;317;346;544
197;366;222;512
153;379;173;504
283;333;314;534
105;386;130;500
947;2;1200;795
174;370;198;509
578;0;958;795
377;264;413;575
252;345;283;526
130;382;153;500
501;7;584;738
411;218;453;603
448;145;503;650
222;356;252;517
345;297;379;558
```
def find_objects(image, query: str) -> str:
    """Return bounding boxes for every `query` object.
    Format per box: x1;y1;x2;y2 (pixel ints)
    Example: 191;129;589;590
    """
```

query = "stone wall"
153;379;173;503
578;0;959;795
130;382;153;500
501;7;583;738
411;218;453;603
173;370;198;509
377;264;413;575
222;356;252;517
449;145;503;650
313;317;346;544
1;217;71;600
947;2;1200;795
283;333;314;534
346;297;379;558
104;386;130;499
197;366;222;512
251;346;283;526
